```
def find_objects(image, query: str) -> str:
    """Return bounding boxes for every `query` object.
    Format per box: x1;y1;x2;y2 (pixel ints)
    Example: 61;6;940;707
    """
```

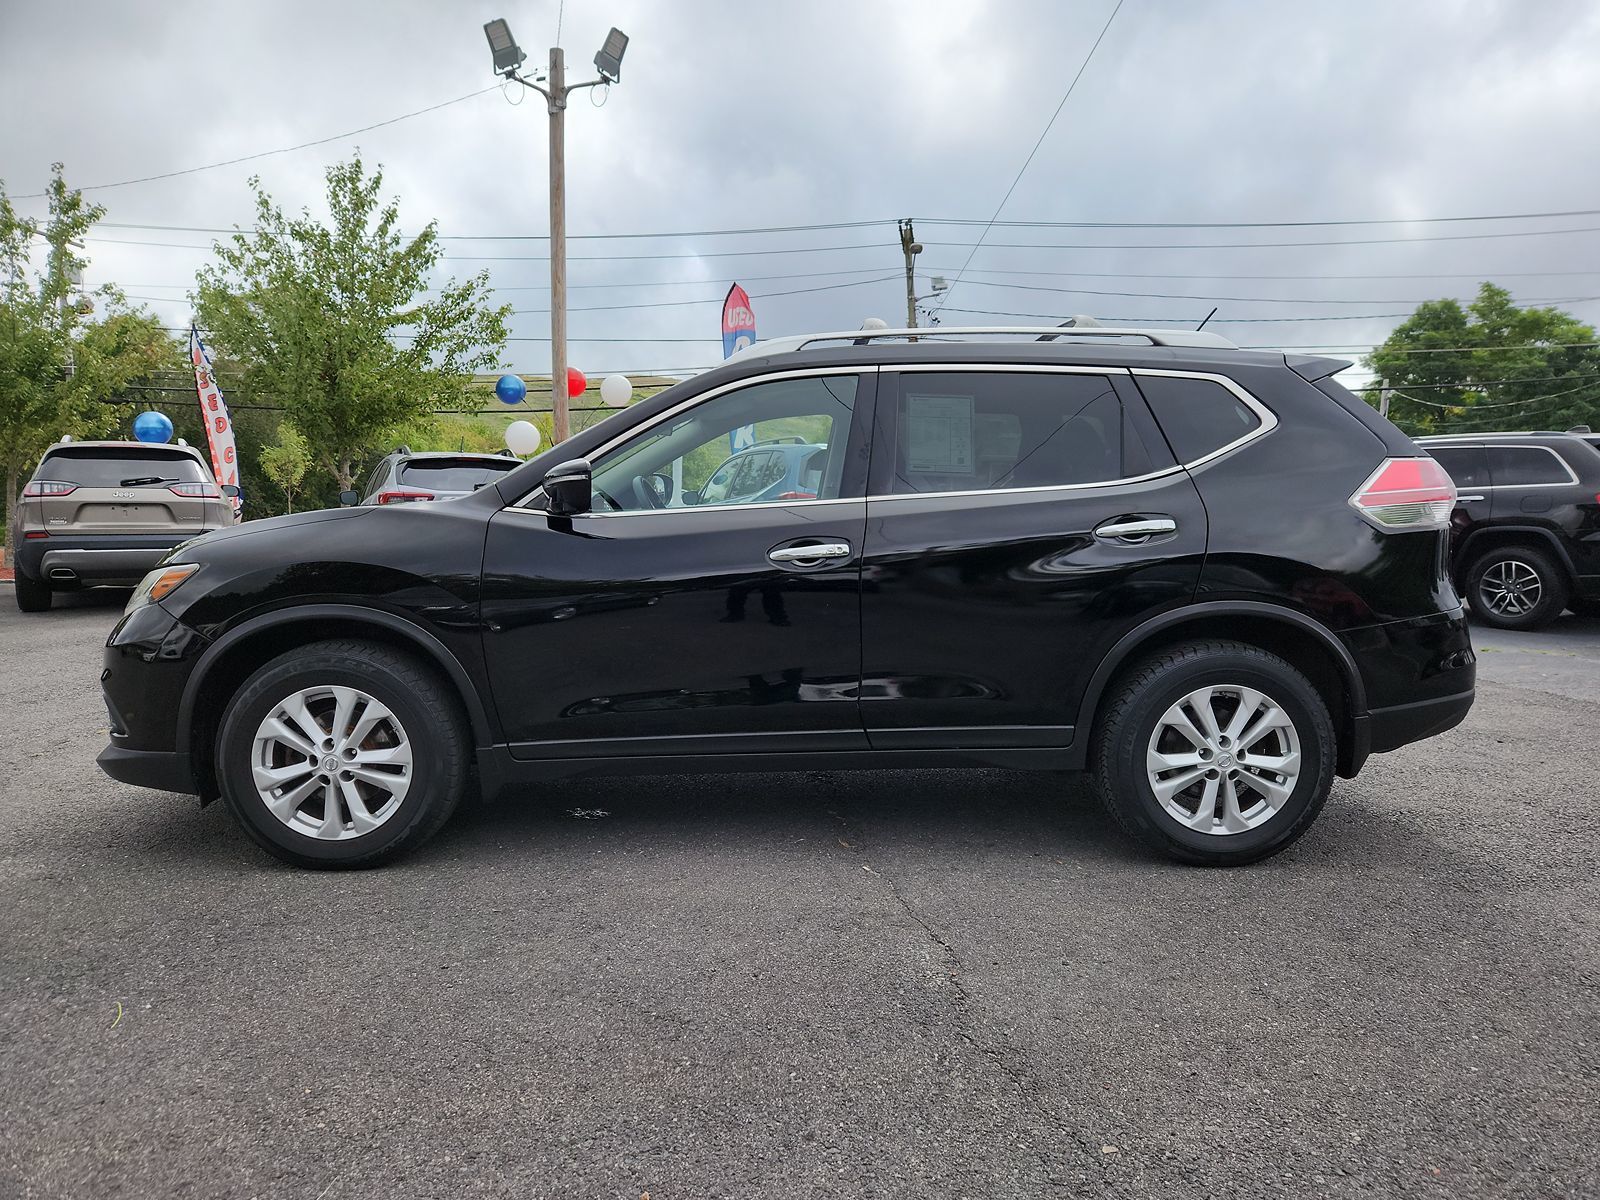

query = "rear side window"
398;458;518;491
890;372;1143;495
1428;446;1489;489
1488;446;1574;487
37;448;206;486
1135;374;1263;464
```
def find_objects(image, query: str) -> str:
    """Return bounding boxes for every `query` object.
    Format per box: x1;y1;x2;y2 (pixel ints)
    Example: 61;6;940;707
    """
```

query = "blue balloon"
495;373;527;405
132;411;174;444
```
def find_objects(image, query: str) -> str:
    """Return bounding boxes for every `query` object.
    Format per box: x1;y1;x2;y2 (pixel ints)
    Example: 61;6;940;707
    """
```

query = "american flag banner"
188;325;243;520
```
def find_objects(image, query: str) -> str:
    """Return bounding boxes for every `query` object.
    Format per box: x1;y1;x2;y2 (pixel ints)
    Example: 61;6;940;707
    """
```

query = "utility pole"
1378;379;1392;418
546;46;569;443
898;218;921;329
484;20;629;444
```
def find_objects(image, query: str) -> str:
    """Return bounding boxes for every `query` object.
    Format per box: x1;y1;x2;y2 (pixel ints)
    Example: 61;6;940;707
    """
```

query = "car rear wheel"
215;640;469;869
14;571;51;612
1092;641;1335;866
1467;545;1568;631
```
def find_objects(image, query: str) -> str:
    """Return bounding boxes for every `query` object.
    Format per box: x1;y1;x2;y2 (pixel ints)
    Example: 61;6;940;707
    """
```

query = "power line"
95;218;899;241
936;0;1126;309
10;87;501;199
921;208;1600;231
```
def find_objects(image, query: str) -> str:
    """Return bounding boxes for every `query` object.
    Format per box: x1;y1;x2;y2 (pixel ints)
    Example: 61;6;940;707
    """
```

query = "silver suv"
11;440;237;613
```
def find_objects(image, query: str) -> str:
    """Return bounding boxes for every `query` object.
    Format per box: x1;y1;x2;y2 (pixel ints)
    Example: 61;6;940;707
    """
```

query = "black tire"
215;639;470;869
1091;640;1336;867
1466;545;1568;631
14;571;51;613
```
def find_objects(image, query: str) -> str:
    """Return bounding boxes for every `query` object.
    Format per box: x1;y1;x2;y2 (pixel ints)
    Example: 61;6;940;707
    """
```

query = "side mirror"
220;484;241;499
682;490;701;506
544;458;592;516
338;489;360;507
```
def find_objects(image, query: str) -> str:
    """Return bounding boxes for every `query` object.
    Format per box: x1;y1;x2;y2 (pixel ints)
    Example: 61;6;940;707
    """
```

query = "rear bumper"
16;533;203;586
1367;688;1475;754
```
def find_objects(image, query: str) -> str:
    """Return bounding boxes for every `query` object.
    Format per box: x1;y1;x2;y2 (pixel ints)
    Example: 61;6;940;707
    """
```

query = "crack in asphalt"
823;794;1131;1197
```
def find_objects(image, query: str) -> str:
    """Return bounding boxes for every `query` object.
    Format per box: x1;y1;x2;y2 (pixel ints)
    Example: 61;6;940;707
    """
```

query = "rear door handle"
1458;494;1486;502
1094;517;1177;542
768;541;851;564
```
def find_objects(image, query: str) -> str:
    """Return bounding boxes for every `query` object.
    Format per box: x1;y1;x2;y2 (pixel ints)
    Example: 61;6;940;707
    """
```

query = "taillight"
1349;458;1456;531
22;480;76;497
376;489;435;504
24;530;49;540
775;490;817;501
168;481;221;498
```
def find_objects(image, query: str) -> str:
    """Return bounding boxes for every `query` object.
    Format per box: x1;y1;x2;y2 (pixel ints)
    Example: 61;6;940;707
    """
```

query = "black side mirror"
338;489;360;507
544;458;593;516
221;483;241;499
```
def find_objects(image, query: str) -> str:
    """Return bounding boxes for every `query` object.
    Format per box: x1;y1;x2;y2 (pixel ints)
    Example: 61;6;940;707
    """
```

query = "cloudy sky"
3;0;1598;388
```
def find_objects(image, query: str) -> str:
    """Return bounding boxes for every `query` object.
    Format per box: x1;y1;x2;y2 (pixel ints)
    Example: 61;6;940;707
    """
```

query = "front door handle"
768;541;851;565
1094;516;1177;542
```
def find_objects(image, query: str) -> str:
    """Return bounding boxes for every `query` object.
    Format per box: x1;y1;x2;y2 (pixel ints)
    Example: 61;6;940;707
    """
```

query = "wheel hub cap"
249;684;413;841
1145;684;1303;836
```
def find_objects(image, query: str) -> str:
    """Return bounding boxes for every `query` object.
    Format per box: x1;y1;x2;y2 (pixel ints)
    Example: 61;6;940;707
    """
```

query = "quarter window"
588;374;857;511
1488;446;1572;487
889;372;1140;495
1135;374;1263;464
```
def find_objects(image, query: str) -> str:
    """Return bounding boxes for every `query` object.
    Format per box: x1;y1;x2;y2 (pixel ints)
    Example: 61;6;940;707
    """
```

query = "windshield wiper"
119;476;179;486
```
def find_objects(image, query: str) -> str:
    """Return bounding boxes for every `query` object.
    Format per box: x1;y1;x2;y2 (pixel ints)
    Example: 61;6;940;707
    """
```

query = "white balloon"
600;373;633;408
505;419;542;456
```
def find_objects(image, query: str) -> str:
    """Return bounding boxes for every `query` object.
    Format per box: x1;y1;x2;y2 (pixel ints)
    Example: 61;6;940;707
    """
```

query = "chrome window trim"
1423;442;1579;489
504;363;1279;516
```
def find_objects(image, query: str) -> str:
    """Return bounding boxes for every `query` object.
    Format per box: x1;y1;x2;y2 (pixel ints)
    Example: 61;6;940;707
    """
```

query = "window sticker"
905;393;976;474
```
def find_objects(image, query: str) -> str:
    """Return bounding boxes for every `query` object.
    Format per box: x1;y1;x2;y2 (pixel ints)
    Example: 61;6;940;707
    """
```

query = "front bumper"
98;601;210;795
17;532;203;587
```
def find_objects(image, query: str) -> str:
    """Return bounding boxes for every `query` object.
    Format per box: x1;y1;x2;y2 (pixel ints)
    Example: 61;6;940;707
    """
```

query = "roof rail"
734;325;1238;357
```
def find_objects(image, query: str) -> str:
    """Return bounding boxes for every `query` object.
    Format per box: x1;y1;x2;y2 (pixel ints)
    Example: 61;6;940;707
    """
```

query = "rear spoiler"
1286;354;1353;383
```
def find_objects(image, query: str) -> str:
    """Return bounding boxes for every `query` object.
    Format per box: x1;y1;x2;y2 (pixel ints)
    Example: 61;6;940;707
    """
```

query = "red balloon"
566;367;587;396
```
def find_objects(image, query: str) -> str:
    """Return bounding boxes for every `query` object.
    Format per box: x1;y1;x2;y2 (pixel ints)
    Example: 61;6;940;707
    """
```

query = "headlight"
125;563;199;615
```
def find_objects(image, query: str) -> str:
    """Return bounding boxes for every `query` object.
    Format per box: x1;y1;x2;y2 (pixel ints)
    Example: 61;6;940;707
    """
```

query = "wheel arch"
1070;602;1367;777
1456;525;1577;584
177;604;495;800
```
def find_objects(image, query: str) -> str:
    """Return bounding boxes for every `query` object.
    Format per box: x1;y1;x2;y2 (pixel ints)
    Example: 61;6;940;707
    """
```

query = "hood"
176;506;371;554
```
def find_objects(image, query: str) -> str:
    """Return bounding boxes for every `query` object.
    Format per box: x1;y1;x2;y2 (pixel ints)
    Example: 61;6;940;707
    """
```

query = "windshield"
37;448;206;487
398;458;518;491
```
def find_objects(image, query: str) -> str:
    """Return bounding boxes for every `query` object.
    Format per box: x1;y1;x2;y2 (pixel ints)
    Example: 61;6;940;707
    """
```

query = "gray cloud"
4;0;1598;384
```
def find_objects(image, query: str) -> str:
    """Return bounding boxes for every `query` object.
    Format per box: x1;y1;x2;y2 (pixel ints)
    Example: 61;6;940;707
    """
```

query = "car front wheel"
1467;546;1568;631
1092;641;1336;866
215;640;470;869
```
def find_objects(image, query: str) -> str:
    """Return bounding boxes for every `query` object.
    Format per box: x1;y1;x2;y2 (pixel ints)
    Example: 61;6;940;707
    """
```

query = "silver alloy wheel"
249;684;413;841
1145;684;1302;835
1478;559;1543;616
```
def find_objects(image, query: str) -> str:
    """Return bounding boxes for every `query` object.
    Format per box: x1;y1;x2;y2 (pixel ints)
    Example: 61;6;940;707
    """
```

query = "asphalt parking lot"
1;590;1596;1199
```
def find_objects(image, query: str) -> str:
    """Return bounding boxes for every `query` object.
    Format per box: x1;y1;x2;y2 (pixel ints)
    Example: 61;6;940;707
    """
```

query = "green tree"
1;167;179;562
1364;283;1600;435
259;420;312;512
194;153;511;492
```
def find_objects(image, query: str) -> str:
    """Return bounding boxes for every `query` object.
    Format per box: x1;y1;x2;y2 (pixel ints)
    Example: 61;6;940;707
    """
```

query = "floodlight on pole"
483;19;526;76
594;28;629;82
484;18;629;444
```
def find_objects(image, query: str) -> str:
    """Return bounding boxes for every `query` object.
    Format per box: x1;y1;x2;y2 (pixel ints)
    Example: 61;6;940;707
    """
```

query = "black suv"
97;326;1475;869
1417;432;1600;629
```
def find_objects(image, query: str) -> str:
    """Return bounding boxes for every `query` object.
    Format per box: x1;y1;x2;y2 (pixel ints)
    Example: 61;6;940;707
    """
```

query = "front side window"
589;374;857;511
889;371;1141;495
1489;446;1572;487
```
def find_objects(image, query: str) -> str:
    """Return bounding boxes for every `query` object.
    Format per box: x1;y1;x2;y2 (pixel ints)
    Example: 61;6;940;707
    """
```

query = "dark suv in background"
1418;432;1600;629
96;325;1475;870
